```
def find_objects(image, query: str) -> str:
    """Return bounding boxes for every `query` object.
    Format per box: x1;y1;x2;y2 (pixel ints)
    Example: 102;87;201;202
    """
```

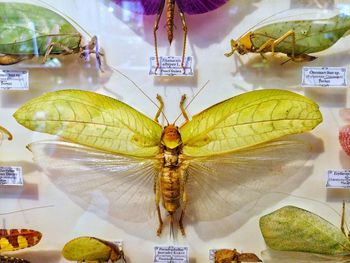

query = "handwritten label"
301;67;347;87
149;56;193;76
0;70;29;90
0;167;23;186
326;170;350;188
154;246;189;263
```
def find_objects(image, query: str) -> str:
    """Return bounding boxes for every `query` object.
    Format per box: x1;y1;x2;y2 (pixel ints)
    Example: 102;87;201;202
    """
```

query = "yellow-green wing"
180;89;322;157
14;90;163;157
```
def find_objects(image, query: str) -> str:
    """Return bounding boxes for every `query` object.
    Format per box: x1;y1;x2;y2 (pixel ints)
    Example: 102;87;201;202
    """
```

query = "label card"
301;67;347;87
326;170;350;188
154;246;189;263
0;167;23;186
149;56;193;76
0;70;29;90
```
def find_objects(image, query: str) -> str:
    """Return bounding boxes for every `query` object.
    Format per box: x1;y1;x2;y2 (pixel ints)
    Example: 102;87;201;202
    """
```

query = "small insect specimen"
0;255;29;263
225;13;350;63
14;89;322;236
0;3;100;66
113;0;228;69
339;109;350;156
62;236;125;262
214;249;262;263
260;204;350;258
0;126;12;143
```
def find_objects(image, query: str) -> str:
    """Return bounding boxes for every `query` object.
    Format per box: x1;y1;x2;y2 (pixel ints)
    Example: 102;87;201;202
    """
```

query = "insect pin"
14;89;322;236
260;202;350;259
225;12;350;63
62;236;126;262
214;249;262;263
113;0;228;71
0;3;101;68
0;229;42;263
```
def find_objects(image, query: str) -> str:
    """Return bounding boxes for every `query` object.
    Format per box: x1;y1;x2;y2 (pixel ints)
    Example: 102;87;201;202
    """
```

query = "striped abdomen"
251;14;350;55
0;229;42;252
166;0;176;44
161;167;181;213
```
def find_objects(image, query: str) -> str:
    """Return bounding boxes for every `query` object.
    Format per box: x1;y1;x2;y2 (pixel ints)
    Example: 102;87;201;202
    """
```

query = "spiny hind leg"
43;42;74;63
154;94;164;123
341;201;347;237
155;175;163;236
0;54;26;65
153;1;165;71
179;170;188;236
178;10;188;70
180;95;189;123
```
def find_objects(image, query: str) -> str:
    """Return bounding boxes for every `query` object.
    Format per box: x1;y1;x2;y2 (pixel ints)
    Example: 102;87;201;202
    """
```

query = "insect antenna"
0;205;54;216
173;80;210;125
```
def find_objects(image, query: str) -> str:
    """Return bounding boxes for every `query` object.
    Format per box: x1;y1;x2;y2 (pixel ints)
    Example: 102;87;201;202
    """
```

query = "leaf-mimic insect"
0;3;101;66
14;89;322;236
225;13;350;63
113;0;228;69
214;249;262;263
62;236;126;262
260;203;350;260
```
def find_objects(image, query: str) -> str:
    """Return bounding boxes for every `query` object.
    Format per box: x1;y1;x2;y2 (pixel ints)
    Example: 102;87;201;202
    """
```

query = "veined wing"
28;140;159;222
0;126;12;143
176;0;228;15
184;139;312;221
112;0;163;15
14;90;163;157
180;89;322;157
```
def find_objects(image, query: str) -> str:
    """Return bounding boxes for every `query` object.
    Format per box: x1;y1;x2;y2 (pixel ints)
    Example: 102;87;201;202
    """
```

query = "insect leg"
43;42;74;63
178;9;188;70
179;168;188;236
224;39;239;57
155;172;163;236
153;1;166;71
179;95;189;123
154;94;164;123
0;126;12;140
341;201;347;237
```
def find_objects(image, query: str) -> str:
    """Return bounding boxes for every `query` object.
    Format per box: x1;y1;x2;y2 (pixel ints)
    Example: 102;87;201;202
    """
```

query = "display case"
1;0;349;262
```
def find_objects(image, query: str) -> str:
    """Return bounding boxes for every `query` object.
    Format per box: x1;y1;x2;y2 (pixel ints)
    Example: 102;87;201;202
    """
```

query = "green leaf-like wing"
260;206;350;255
14;90;163;157
180;89;322;157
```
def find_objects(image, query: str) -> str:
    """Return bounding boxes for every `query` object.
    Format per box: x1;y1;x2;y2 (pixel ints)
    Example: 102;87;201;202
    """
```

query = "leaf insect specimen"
62;236;126;262
0;3;101;67
225;12;350;63
0;229;42;263
0;126;12;143
113;0;228;70
14;89;322;236
214;249;262;263
260;204;350;259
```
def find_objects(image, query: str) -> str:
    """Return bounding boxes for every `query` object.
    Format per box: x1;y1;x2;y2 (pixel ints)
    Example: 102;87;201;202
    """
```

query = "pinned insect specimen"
113;0;228;69
0;3;101;67
214;249;262;263
225;13;350;63
14;89;322;236
62;236;125;262
260;204;350;258
0;126;12;143
0;229;42;263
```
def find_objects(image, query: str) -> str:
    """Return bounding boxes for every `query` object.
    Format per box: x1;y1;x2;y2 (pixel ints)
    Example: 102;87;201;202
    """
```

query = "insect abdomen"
251;14;350;55
0;229;42;252
161;167;181;213
166;0;176;44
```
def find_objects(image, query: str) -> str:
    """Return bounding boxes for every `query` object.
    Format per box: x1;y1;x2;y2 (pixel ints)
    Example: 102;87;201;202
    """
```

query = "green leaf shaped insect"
214;249;262;263
0;2;100;66
62;236;126;263
260;203;350;261
14;89;322;236
225;12;350;63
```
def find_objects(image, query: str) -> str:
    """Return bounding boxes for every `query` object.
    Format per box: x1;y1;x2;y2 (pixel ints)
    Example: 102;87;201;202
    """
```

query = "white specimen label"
154;246;189;263
0;70;29;90
326;170;350;188
301;67;347;87
149;56;193;76
0;167;23;186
